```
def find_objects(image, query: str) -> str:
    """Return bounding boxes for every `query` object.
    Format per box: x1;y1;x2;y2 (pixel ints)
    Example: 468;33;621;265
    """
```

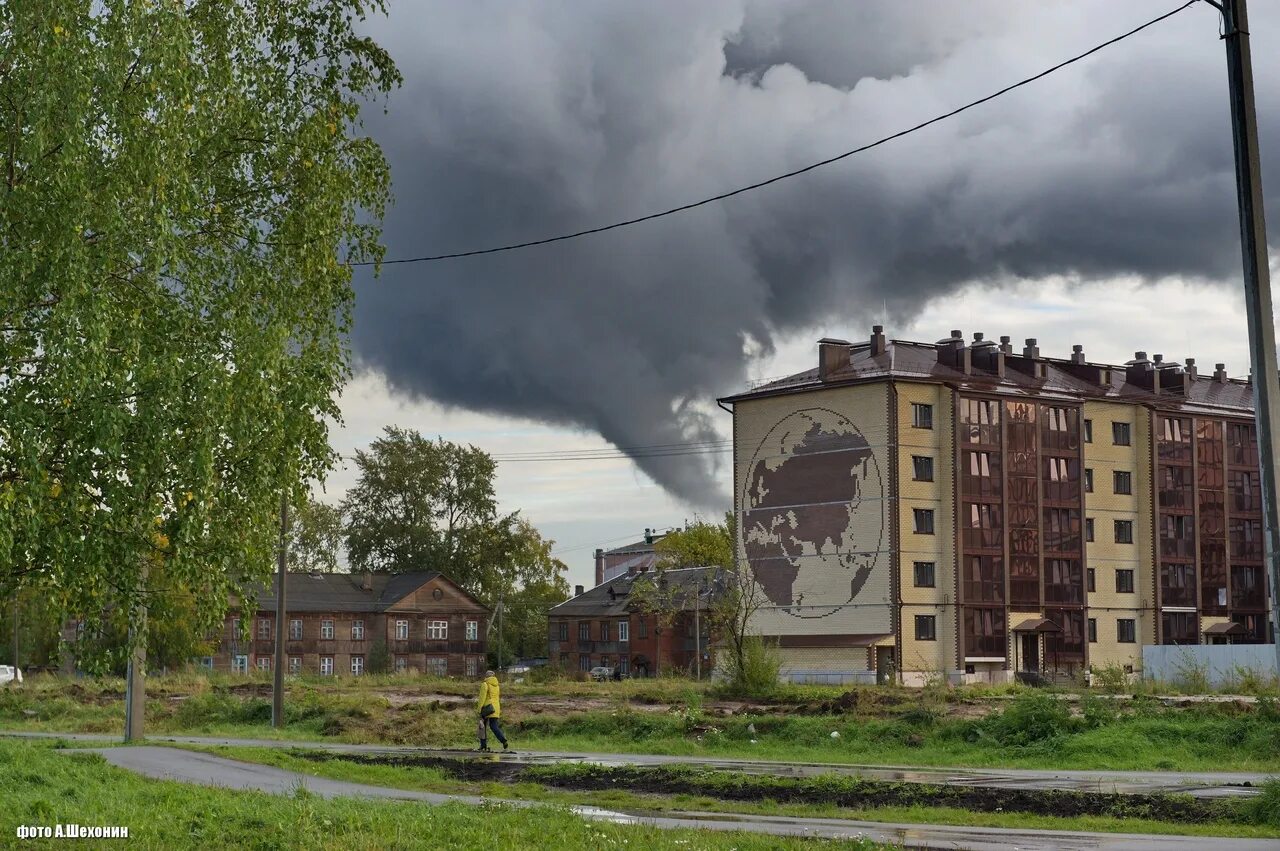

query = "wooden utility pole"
1213;0;1280;670
272;493;288;728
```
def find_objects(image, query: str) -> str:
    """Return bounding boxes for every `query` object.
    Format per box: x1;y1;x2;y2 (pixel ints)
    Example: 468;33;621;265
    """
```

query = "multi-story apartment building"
719;327;1274;685
549;567;716;677
593;529;668;586
209;571;489;678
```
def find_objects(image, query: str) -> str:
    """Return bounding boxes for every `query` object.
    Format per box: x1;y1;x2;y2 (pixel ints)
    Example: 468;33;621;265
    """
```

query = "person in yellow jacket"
476;670;508;751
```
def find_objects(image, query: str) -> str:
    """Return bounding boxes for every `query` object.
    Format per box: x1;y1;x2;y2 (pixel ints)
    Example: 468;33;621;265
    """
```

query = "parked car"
0;665;22;687
589;666;614;681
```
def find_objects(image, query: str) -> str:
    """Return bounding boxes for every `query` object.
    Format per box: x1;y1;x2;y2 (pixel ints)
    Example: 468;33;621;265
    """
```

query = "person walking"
476;669;508;752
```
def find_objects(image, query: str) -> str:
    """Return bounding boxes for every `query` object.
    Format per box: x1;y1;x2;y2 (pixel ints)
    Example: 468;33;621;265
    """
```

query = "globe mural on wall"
741;408;885;620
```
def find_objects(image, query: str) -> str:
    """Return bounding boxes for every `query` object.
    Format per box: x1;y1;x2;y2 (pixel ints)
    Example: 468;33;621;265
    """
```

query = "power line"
349;1;1198;267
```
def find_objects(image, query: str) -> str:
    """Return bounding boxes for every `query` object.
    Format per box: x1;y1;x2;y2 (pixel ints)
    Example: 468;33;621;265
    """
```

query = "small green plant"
985;691;1074;747
721;635;782;699
1246;778;1280;827
1171;649;1210;694
1090;663;1129;694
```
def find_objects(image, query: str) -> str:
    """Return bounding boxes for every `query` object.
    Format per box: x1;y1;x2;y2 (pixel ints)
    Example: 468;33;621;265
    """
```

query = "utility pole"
496;592;503;674
272;493;288;729
11;597;18;669
1214;0;1280;670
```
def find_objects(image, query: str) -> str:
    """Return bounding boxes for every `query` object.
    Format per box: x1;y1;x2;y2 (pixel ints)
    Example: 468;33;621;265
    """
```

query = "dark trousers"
479;716;507;746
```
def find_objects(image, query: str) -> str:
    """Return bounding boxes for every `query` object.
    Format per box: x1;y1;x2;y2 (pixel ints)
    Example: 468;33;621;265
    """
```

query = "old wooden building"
208;571;489;677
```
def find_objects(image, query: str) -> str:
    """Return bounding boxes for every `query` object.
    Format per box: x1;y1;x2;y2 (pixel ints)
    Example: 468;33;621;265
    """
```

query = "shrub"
1090;663;1129;694
1246;778;1280;827
985;691;1074;746
721;636;781;699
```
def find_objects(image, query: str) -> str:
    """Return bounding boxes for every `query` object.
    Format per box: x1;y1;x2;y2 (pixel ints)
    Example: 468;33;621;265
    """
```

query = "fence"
1142;644;1277;688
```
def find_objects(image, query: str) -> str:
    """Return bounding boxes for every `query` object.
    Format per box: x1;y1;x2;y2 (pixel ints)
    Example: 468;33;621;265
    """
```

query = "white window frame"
395;619;409;640
257;618;271;639
199;656;214;670
465;656;478;678
232;655;249;674
394;656;407;674
618;621;629;643
428;620;448;640
465;620;478;641
256;657;270;672
351;620;365;641
320;619;334;640
289;619;303;640
351;655;364;676
427;657;447;677
288;656;301;674
320;656;334;676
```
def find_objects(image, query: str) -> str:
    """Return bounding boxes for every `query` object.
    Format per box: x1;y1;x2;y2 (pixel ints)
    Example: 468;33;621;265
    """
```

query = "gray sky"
324;1;1280;591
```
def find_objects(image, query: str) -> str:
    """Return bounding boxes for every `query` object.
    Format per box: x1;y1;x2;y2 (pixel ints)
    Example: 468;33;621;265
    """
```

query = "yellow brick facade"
1081;401;1151;672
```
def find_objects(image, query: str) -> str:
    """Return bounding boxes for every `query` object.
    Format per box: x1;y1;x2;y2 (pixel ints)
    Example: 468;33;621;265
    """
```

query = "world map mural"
741;407;885;621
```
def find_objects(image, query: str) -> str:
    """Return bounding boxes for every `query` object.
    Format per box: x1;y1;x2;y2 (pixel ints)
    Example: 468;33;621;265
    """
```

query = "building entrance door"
1020;634;1039;672
875;646;895;684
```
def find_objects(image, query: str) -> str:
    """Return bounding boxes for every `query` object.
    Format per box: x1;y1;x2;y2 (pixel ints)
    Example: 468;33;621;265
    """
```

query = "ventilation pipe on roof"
870;325;887;356
970;332;1004;378
818;338;850;381
575;585;584;597
1071;344;1086;365
1214;363;1229;383
1126;352;1159;393
936;329;969;374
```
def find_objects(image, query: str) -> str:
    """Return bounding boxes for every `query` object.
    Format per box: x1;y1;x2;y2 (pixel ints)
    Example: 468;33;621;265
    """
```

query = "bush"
985;691;1074;747
1246;778;1280;827
721;636;781;699
1090;663;1129;694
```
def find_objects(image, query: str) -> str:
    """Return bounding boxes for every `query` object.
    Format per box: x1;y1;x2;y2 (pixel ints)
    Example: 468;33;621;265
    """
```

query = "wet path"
73;746;1280;851
10;731;1268;798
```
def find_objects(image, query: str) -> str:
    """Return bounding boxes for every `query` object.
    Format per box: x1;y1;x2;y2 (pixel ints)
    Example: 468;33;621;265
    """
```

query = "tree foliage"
342;428;569;658
288;498;344;574
0;2;398;641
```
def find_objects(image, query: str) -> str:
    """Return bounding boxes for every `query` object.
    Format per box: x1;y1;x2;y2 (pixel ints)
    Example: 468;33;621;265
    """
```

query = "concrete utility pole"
272;493;288;728
123;566;149;742
496;592;503;674
1213;0;1280;670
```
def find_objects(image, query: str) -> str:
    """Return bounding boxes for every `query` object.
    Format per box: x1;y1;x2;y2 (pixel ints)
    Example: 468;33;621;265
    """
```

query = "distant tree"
0;0;399;683
343;428;501;580
366;639;391;675
484;520;571;667
288;499;345;573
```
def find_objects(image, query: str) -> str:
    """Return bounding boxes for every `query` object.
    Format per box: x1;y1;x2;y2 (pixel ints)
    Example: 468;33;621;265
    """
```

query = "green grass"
0;739;874;850
188;744;1280;840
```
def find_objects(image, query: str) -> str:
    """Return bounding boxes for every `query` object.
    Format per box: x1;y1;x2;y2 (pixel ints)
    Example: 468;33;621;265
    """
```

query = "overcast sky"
321;1;1280;591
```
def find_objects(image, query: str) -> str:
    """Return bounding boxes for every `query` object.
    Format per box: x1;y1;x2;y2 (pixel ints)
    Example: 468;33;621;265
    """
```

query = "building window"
351;655;364;676
231;617;241;636
913;561;936;588
1088;618;1097;643
599;655;611;669
428;620;448;640
913;508;935;535
618;621;630;642
1087;568;1096;592
1084;468;1093;492
395;656;407;674
1114;520;1133;544
289;619;302;640
638;618;648;639
320;656;334;676
912;403;933;429
427;657;447;677
1114;471;1132;495
619;656;630;676
258;618;271;640
256;657;270;672
1113;421;1131;446
466;656;479;678
200;657;214;670
1115;569;1135;594
600;621;611;642
1085;518;1094;543
579;654;591;672
914;615;936;641
1083;419;1093;443
579;622;590;642
232;655;249;674
558;622;569;641
466;620;479;641
288;656;301;674
351;620;365;641
1117;619;1136;643
320;619;334;640
912;456;934;482
395;620;409;640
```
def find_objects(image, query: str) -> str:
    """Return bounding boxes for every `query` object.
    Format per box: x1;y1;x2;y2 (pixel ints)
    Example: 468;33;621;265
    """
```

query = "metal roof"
549;566;718;618
243;571;486;613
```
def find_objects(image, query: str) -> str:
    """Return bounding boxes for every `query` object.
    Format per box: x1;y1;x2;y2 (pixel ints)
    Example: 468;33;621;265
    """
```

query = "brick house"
209;571;489;678
593;528;668;585
549;566;716;677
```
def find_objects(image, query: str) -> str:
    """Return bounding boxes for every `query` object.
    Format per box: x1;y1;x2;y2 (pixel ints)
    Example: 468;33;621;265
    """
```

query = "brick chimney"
1214;363;1229;383
1070;344;1086;365
594;548;605;586
574;584;584;598
999;335;1014;356
1023;338;1040;358
1184;358;1198;380
361;572;372;592
818;338;849;381
870;325;887;357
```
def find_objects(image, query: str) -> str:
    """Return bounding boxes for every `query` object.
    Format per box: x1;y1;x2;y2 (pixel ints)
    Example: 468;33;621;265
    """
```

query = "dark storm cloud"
349;1;1277;508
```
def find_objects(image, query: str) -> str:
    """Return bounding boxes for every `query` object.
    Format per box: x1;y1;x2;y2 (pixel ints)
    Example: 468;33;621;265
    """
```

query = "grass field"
0;739;878;850
4;674;1279;772
189;744;1280;840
